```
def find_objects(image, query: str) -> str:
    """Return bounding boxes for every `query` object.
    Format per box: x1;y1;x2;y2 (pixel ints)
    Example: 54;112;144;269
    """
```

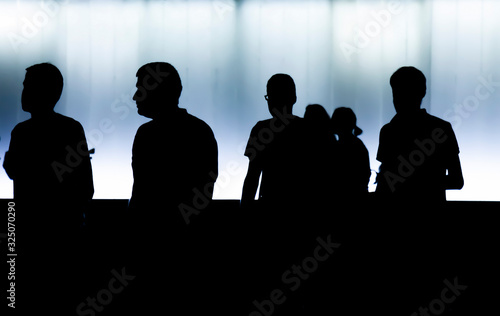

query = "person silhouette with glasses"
240;74;336;315
241;74;305;208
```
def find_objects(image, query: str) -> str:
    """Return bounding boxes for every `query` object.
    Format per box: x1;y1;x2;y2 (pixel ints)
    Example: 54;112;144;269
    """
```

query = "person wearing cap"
331;107;371;200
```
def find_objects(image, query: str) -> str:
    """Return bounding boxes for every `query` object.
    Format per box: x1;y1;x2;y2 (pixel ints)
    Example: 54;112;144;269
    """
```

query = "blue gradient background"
0;0;499;200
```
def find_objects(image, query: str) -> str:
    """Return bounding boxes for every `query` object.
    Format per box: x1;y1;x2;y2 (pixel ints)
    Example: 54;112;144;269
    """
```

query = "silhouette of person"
241;74;333;208
303;103;339;203
371;67;465;315
304;103;335;155
2;62;94;314
240;75;335;315
129;62;218;218
331;107;370;199
126;62;218;314
375;66;464;204
3;63;94;208
241;74;299;208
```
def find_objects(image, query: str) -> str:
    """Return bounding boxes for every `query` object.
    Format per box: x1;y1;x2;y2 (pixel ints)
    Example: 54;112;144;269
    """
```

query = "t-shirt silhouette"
244;115;334;205
376;109;459;202
129;107;218;217
4;112;94;205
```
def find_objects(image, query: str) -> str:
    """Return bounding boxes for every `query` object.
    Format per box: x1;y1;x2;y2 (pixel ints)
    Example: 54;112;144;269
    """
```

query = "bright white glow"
0;0;498;201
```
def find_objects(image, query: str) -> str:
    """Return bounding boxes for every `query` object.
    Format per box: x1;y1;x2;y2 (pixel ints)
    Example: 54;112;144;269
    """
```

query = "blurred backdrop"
0;0;498;200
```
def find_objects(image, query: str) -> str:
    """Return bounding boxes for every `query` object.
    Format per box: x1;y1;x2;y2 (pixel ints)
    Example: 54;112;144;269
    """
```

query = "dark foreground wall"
2;199;498;315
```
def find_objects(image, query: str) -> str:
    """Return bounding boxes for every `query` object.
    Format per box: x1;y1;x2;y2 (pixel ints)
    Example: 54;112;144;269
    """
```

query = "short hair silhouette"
331;107;363;136
136;62;181;99
266;73;296;107
304;104;330;123
22;63;63;112
390;66;427;114
134;62;182;118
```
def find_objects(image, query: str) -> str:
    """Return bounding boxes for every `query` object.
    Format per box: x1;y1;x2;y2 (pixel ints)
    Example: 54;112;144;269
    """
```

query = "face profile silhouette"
21;63;63;116
133;62;180;119
390;66;426;116
266;73;297;117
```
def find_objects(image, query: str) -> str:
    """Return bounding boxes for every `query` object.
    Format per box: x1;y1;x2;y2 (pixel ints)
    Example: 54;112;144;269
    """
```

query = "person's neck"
271;106;294;117
30;110;55;119
397;108;422;118
153;105;181;119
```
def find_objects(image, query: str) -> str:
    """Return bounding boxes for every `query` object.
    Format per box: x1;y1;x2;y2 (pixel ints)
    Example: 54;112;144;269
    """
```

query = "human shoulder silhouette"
375;66;464;203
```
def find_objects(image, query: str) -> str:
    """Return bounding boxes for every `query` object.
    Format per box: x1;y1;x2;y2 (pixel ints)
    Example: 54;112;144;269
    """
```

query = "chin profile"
137;106;154;119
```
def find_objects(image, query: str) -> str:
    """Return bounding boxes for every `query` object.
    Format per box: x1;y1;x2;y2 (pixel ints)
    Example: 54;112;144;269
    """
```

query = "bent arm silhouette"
241;159;262;207
446;154;464;190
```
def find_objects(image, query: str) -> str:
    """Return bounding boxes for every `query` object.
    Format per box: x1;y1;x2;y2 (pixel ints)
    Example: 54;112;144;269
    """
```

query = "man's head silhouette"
22;63;63;115
390;66;426;116
133;62;180;119
266;74;296;117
